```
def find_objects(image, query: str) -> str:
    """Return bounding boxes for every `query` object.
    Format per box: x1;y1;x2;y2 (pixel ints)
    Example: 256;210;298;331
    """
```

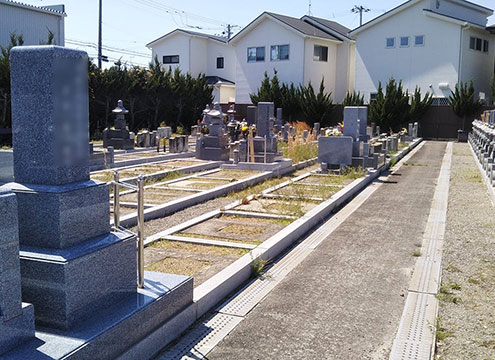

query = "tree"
448;80;482;130
0;33;24;129
299;79;335;127
369;78;409;132
280;82;301;122
249;69;283;109
342;91;364;106
409;86;433;124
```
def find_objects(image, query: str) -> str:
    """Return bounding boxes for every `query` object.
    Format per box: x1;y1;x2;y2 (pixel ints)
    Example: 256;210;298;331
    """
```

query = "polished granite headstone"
6;45;193;359
0;190;35;355
252;102;278;163
9;46;136;330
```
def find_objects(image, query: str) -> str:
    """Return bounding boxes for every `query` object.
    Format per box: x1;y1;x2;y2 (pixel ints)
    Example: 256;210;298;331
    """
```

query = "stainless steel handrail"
112;170;145;289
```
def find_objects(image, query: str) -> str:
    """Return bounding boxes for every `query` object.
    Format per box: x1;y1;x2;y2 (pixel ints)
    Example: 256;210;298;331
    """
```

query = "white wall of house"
460;26;495;103
150;32;191;73
150;32;235;82
303;38;338;99
354;0;465;102
233;18;305;104
0;2;65;48
206;41;235;82
426;0;489;26
189;37;208;75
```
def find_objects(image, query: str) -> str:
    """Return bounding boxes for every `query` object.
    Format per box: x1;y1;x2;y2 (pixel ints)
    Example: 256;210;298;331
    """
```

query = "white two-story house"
146;29;236;104
350;0;495;104
230;12;355;105
0;0;66;48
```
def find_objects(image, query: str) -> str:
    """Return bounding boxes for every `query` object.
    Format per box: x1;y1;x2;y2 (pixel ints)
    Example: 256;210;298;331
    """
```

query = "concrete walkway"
206;141;448;360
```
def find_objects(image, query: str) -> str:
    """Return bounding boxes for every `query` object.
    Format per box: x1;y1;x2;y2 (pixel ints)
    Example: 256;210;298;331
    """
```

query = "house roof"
205;76;235;85
423;8;487;29
0;0;66;16
349;0;493;35
147;29;228;48
301;15;352;40
229;12;342;44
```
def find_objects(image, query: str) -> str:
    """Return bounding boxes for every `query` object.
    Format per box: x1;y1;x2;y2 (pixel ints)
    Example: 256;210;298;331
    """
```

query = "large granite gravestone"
9;46;136;330
343;106;368;141
5;46;193;359
247;105;257;126
252;102;278;163
0;190;35;355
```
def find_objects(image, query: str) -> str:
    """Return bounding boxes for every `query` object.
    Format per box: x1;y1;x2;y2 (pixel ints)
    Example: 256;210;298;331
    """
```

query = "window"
476;38;482;51
400;36;409;47
470;36;476;50
313;45;328;62
370;93;378;102
415;35;424;46
386;37;395;48
216;57;224;69
163;55;179;64
247;47;265;62
270;45;290;61
470;36;489;53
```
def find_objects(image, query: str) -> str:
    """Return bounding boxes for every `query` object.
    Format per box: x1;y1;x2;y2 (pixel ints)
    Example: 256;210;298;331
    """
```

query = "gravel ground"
436;143;495;359
207;141;447;360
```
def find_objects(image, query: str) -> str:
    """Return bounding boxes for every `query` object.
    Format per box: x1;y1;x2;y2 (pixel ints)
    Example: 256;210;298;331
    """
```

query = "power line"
66;39;151;58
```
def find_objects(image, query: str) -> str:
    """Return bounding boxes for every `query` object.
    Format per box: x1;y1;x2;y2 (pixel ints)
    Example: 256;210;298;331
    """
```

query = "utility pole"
227;24;232;40
351;5;370;26
98;0;102;69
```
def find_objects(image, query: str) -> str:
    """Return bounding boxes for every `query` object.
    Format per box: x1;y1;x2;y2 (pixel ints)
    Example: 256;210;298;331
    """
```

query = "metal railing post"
137;175;145;289
264;135;267;164
113;171;120;228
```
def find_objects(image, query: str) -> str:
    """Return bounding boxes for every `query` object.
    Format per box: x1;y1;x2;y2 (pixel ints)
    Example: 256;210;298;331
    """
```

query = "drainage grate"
157;313;243;360
389;292;438;360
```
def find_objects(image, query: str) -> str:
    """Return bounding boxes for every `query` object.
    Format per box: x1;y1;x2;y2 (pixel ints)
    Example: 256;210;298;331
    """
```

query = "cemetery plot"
111;168;264;219
142;166;366;288
90;158;209;183
176;214;288;246
145;241;249;287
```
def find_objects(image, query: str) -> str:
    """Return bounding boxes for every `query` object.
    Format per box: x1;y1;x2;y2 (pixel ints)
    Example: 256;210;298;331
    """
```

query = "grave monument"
3;46;192;359
102;100;135;150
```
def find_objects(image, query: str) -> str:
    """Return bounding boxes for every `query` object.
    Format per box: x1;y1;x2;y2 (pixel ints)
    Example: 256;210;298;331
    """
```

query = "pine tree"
342;91;365;106
448;80;482;130
409;86;432;124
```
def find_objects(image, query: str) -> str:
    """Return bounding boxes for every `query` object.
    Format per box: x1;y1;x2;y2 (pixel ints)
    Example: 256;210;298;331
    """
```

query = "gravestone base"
0;303;35;355
9;181;110;249
103;137;134;150
3;272;193;360
19;229;136;330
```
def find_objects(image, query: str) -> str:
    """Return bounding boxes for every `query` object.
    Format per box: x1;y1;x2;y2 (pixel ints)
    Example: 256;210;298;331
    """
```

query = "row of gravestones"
469;110;495;184
196;102;278;163
169;136;189;153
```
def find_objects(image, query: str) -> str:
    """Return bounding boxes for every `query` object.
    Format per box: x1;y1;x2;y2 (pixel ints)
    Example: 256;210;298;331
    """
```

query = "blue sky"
23;0;495;67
